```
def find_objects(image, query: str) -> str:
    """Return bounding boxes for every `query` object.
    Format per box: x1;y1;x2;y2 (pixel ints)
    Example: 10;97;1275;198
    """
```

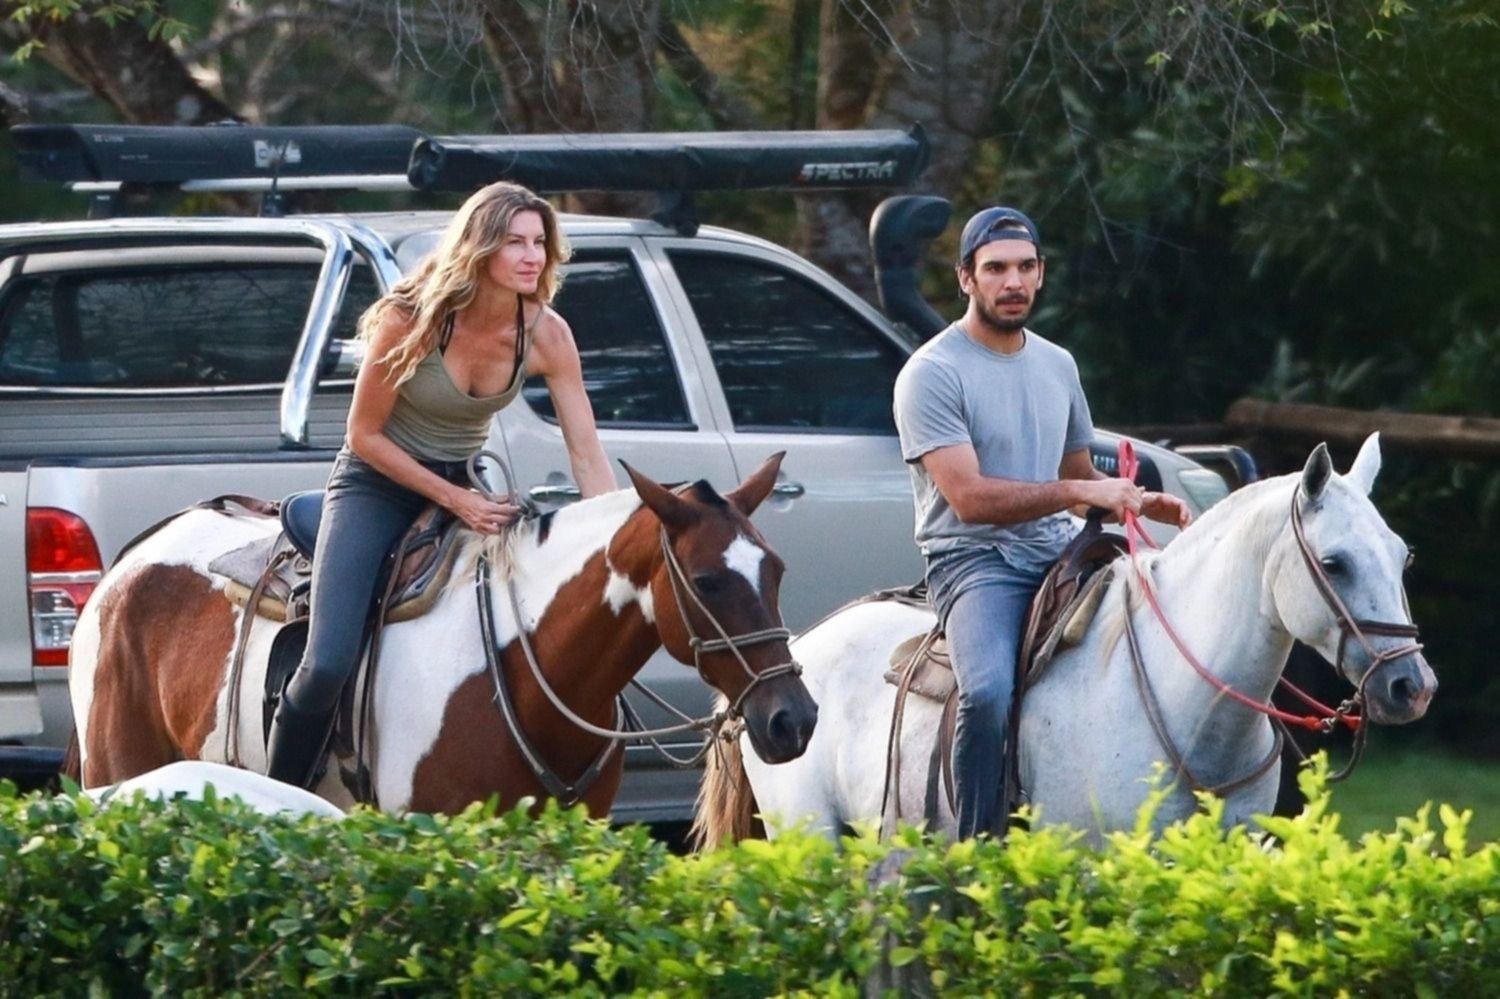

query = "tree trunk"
784;0;819;129
4;5;237;124
478;0;659;215
794;0;1014;302
478;0;570;132
658;19;758;131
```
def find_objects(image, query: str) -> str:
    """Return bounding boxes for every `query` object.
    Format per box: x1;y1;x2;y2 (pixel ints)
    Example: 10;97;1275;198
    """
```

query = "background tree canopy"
2;0;1497;751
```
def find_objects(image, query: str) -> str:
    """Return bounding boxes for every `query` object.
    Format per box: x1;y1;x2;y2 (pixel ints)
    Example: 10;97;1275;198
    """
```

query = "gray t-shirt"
892;324;1094;570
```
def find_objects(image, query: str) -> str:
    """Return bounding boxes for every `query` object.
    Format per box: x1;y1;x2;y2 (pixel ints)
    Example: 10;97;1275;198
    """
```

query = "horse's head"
623;454;818;764
1270;433;1437;724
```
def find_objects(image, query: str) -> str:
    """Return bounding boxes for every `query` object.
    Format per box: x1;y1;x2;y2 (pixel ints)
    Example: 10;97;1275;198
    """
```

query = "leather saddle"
879;515;1130;832
205;492;466;800
209;491;465;626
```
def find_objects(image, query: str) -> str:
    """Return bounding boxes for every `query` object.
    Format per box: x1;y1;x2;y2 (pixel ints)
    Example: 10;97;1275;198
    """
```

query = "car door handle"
772;482;805;498
528;484;582;502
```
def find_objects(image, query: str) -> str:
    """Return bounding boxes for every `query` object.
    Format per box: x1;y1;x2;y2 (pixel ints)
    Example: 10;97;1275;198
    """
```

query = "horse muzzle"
740;673;818;764
1362;651;1437;725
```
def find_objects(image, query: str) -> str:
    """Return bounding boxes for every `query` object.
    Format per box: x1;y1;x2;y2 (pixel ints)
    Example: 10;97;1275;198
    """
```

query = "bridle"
469;453;801;806
1117;441;1422;791
1287;494;1423;711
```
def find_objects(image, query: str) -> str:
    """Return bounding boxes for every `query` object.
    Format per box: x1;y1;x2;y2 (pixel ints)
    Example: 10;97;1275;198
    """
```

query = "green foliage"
6;1;190;62
3;762;1499;996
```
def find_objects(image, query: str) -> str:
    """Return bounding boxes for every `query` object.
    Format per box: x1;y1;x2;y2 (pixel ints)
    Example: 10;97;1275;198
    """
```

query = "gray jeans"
284;449;470;714
925;546;1046;839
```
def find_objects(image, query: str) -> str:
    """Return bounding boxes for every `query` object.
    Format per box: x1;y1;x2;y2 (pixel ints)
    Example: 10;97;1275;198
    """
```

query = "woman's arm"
347;310;519;534
527;310;616;497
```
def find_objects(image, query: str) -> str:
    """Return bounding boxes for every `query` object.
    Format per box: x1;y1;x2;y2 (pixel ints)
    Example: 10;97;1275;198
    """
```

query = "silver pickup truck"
0;126;1246;817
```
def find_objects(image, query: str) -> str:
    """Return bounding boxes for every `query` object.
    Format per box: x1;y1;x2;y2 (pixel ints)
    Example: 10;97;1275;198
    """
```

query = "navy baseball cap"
958;206;1041;266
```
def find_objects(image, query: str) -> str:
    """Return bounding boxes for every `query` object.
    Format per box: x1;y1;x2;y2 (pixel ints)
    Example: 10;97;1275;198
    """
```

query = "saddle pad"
1021;565;1117;689
883;631;956;703
211;535;300;622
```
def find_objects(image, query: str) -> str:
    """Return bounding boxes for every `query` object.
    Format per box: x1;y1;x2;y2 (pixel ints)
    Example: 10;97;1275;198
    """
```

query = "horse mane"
1087;473;1301;663
454;488;647;583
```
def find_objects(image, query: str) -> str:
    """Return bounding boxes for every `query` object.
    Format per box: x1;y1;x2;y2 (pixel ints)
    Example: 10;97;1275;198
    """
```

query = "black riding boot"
265;689;337;789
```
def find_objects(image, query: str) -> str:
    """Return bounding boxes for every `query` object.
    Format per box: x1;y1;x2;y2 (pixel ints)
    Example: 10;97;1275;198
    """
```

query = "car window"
0;260;379;389
668;250;906;434
523;250;691;428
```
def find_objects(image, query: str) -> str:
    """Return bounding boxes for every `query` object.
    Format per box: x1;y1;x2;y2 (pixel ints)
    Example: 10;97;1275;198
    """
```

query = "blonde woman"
267;181;614;789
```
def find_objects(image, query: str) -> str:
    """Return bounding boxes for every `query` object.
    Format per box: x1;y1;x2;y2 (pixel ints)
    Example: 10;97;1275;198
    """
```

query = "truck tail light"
26;508;103;668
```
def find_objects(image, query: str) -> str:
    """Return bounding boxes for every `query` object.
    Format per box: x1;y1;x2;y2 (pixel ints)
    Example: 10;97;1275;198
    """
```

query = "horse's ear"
621;461;696;530
725;451;786;517
1346;432;1382;496
1301;442;1333;502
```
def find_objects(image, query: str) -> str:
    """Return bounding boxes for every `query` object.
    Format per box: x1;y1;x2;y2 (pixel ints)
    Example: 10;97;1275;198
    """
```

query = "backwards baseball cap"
958;206;1041;266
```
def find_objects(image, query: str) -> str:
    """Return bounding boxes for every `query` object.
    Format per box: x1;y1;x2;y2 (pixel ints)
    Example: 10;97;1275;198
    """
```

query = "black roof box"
12;123;424;184
407;127;928;193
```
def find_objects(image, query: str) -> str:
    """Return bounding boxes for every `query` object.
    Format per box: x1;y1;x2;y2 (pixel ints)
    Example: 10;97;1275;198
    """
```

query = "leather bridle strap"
1115;439;1424;784
656;526;802;697
1287;493;1423;697
1123;587;1286;797
476;557;621;807
463;450;801;799
469;517;803;802
1120;441;1365;734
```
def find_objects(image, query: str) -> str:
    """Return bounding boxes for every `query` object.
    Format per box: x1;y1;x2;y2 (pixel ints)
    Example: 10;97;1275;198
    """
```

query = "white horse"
697;435;1437;845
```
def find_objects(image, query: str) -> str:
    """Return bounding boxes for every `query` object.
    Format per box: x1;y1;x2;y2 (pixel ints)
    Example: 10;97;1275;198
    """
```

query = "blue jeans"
284;449;470;715
925;546;1046;839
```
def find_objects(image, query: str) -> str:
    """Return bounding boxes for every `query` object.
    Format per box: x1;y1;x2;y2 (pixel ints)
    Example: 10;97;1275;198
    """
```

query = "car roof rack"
10;123;929;233
11;123;423;218
410;127;927;235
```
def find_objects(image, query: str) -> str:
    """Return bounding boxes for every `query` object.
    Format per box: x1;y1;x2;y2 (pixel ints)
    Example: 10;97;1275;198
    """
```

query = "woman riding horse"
267;182;615;788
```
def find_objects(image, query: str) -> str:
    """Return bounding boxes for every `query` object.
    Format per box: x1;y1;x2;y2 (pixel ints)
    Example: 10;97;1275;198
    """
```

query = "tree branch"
655;18;759;131
2;2;240;124
476;0;568;131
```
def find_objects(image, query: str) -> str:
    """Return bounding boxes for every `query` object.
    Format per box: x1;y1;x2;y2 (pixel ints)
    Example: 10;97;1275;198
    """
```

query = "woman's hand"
446;487;522;535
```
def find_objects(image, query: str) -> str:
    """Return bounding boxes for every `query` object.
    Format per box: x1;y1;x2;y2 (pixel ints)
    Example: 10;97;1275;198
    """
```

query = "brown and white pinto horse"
67;455;818;815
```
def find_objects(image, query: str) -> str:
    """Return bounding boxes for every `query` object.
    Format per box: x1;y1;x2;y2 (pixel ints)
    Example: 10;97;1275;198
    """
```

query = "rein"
469;452;801;803
1116;440;1421;786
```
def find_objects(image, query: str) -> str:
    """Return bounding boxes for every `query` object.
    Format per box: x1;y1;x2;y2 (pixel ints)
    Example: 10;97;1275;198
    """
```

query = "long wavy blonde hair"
359;181;571;384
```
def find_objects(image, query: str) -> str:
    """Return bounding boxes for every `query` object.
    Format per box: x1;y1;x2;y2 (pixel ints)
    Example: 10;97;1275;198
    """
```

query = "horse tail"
690;699;765;851
60;730;82;786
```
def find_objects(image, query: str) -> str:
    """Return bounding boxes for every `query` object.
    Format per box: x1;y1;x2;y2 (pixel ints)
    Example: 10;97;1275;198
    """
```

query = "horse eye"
693;573;725;594
1320;555;1345;575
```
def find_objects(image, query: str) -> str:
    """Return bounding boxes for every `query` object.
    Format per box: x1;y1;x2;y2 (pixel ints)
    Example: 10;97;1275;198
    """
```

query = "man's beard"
974;295;1031;332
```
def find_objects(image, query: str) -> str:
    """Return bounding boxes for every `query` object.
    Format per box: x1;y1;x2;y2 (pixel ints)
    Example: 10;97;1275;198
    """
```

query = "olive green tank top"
382;303;535;462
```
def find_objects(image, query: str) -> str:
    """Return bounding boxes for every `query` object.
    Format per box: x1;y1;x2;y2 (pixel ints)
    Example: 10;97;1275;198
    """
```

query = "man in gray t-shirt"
892;206;1191;839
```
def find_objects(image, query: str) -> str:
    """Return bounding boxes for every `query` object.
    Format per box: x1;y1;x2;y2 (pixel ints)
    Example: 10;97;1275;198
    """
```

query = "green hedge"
2;765;1497;997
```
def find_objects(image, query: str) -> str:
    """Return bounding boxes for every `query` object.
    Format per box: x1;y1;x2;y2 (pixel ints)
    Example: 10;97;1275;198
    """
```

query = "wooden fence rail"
1119;401;1500;463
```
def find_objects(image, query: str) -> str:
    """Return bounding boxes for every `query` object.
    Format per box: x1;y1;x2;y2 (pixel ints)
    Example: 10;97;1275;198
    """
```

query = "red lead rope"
1116;440;1360;732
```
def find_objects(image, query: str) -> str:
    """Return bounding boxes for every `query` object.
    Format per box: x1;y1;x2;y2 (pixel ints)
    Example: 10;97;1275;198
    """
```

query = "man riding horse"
891;206;1191;838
